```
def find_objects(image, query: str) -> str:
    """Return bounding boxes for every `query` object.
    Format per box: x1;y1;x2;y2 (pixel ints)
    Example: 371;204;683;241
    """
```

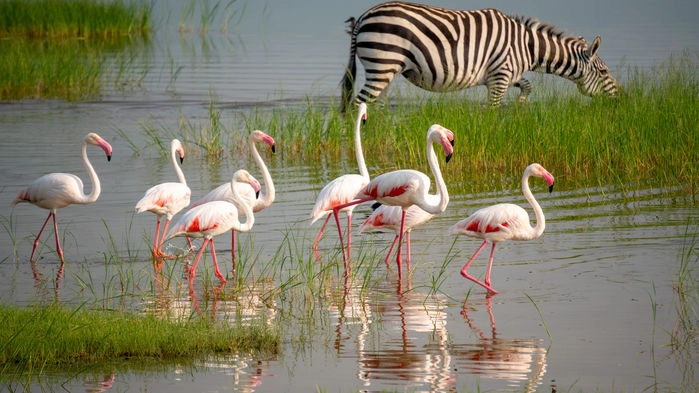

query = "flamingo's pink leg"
312;215;331;250
346;212;353;260
405;231;412;272
384;235;399;267
189;238;210;279
460;240;498;294
209;240;226;283
51;212;65;262
332;209;348;267
484;244;497;289
30;212;53;262
395;210;407;280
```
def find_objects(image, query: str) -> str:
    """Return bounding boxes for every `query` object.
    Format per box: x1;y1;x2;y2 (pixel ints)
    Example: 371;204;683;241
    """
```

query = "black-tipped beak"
445;153;452;163
179;157;184;165
548;184;554;193
107;155;112;162
256;190;261;199
271;144;276;154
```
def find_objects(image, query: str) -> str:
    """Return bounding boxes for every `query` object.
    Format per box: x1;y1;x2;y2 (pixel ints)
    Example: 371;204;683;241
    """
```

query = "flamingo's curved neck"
82;140;101;205
522;169;545;239
422;134;449;214
172;143;187;185
250;136;275;211
230;179;255;232
354;108;369;181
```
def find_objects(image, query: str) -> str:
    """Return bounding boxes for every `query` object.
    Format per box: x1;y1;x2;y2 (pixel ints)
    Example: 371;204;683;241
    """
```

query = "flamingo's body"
359;204;434;267
135;139;191;258
449;163;555;294
12;133;113;263
336;124;454;279
310;103;368;264
190;130;275;264
163;170;259;282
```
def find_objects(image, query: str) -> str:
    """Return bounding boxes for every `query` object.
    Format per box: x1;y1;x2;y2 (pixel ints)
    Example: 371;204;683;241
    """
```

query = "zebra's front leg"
514;78;532;103
485;79;509;107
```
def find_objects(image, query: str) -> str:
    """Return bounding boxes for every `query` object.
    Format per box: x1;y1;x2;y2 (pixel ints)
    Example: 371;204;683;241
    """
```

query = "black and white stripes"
341;1;619;111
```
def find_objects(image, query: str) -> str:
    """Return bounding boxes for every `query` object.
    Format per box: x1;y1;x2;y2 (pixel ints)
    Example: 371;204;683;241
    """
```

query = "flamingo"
12;132;113;263
358;203;434;268
335;124;454;279
162;169;260;283
448;163;555;294
310;102;369;265
190;130;275;265
135;139;191;259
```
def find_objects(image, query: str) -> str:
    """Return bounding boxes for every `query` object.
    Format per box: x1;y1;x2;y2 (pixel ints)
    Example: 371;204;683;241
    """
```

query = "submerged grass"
0;303;278;372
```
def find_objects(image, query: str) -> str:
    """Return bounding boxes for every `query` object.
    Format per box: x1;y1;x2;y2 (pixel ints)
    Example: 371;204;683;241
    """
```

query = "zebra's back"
341;1;618;111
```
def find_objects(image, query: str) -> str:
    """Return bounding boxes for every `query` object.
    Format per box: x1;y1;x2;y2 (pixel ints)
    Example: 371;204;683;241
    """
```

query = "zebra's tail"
340;16;357;113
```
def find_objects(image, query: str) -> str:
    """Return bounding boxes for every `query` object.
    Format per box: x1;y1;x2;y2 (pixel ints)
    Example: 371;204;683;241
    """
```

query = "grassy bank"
228;55;696;198
0;304;278;372
0;0;151;100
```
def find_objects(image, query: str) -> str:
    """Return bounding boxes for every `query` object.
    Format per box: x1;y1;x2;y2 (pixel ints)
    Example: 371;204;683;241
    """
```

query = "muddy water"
1;0;697;392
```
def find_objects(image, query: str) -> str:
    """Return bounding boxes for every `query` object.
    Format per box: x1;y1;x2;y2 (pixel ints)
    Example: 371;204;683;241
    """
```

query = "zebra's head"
573;36;619;98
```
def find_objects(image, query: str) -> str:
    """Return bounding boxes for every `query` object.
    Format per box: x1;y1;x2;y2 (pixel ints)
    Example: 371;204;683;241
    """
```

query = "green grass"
0;0;150;40
234;54;698;198
0;303;278;372
0;0;151;100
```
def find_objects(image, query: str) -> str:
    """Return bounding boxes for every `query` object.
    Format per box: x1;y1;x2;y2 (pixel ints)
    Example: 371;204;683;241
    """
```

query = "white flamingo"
448;163;555;294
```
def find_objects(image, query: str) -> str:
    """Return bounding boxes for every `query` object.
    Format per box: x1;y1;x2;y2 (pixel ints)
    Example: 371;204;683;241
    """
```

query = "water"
0;0;697;392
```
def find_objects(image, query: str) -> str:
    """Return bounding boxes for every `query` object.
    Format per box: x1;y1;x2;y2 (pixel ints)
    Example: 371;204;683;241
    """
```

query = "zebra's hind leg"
514;78;532;103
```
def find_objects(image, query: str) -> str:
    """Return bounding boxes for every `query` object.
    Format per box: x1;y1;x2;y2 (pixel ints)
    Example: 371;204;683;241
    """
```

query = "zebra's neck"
523;22;587;80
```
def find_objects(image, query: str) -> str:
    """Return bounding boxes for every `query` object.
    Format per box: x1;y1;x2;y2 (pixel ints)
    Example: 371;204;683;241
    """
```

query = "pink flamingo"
336;124;454;279
358;203;434;268
12;133;113;263
135;139;191;259
190;130;275;265
310;102;368;265
163;169;260;283
448;163;555;294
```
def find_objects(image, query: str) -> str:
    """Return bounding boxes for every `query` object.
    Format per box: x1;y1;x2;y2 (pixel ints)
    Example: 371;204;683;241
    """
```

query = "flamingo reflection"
330;278;454;392
30;260;64;301
456;295;548;392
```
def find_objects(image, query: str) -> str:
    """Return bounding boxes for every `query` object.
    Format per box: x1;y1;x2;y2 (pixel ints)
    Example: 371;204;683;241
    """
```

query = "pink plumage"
449;163;555;294
135;139;191;258
336;124;454;279
359;204;434;267
310;103;368;265
163;170;260;282
12;133;113;263
189;130;275;265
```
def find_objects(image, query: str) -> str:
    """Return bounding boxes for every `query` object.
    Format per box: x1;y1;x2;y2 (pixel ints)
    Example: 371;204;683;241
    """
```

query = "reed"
0;0;151;100
0;303;278;373
0;0;150;40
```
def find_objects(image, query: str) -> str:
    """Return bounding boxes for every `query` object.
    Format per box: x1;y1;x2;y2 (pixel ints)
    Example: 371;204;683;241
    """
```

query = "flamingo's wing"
310;174;368;223
165;201;239;240
135;182;191;217
192;181;257;211
14;173;85;209
449;203;528;242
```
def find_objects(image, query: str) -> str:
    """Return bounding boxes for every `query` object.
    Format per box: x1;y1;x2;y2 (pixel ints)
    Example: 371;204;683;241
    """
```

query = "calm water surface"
0;1;697;392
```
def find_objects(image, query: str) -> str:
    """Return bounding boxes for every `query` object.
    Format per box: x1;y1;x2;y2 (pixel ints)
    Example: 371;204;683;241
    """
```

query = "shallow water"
1;0;698;392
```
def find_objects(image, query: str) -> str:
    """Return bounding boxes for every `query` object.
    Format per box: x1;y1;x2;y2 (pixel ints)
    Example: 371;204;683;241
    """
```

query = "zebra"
340;1;619;111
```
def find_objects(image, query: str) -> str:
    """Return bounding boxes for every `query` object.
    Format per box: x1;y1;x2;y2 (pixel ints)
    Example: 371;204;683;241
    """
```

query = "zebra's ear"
588;36;601;58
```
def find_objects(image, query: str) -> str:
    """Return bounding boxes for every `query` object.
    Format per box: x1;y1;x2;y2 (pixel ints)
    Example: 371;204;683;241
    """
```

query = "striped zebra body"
341;1;619;111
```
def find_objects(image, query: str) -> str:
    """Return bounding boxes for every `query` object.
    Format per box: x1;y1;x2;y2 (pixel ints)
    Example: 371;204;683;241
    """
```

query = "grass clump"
0;304;278;372
0;0;151;100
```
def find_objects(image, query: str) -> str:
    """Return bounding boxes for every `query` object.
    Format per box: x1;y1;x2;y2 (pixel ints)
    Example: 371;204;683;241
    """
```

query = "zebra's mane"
511;14;584;43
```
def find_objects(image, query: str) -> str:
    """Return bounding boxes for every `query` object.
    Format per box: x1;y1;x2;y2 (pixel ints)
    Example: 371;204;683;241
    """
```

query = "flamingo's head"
86;132;113;162
233;170;261;198
528;163;555;193
252;130;276;154
428;124;455;163
172;139;185;164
